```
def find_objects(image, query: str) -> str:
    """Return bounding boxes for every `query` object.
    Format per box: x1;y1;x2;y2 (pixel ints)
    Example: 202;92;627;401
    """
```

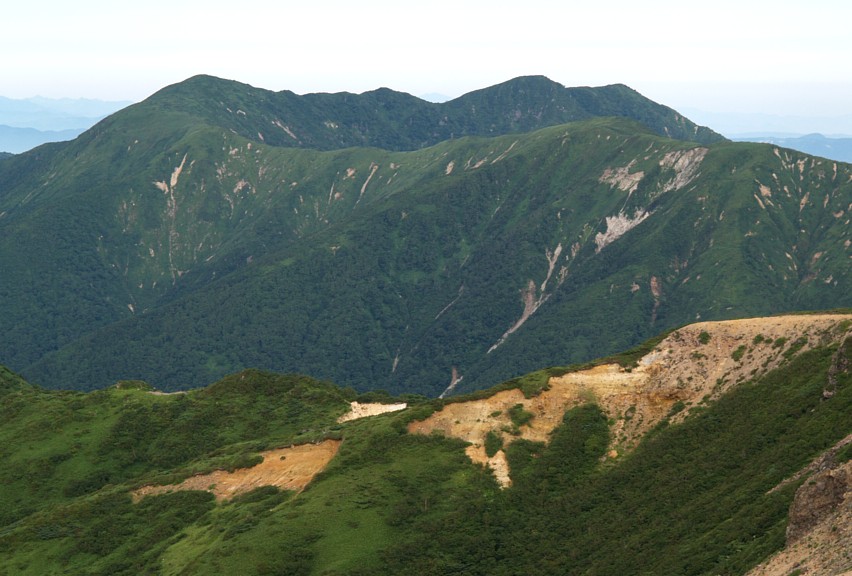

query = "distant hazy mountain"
0;95;131;130
0;96;131;153
681;106;852;137
0;125;84;153
731;133;852;163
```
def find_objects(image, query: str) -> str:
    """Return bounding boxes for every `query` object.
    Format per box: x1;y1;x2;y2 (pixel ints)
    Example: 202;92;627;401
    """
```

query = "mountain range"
681;106;852;140
0;95;131;130
0;74;850;575
0;125;84;154
733;133;852;163
0;75;849;396
0;95;130;154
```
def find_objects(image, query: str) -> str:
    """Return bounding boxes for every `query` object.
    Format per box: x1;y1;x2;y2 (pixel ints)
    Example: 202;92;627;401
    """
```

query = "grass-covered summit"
144;73;724;150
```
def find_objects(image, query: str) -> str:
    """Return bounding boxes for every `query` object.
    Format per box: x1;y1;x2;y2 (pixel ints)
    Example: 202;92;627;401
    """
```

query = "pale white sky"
3;0;852;120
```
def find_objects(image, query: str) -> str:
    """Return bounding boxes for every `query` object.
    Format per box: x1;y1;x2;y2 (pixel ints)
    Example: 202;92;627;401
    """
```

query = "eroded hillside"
7;105;851;397
133;440;341;502
410;313;852;487
131;402;410;502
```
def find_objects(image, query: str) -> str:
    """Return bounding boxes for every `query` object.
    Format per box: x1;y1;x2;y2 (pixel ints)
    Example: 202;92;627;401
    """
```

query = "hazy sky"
4;0;852;120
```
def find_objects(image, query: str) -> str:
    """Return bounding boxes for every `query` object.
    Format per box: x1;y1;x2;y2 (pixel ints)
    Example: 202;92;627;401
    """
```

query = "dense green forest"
0;75;848;396
2;122;849;394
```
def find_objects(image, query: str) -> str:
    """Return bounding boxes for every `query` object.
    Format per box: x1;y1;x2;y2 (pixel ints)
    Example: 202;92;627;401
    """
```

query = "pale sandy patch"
337;401;407;423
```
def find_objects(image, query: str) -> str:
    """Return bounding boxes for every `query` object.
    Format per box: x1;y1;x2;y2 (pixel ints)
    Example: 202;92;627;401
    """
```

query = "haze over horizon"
3;0;850;128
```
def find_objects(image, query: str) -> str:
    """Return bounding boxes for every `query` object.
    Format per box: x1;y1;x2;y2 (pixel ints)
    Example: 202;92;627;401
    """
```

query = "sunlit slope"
0;313;849;575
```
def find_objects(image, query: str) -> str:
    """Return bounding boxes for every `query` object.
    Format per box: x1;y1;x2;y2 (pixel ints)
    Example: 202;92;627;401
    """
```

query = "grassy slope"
0;330;849;575
0;370;353;531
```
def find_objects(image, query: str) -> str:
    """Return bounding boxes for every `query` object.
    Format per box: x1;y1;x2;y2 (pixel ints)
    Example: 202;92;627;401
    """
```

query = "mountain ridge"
0;74;848;576
0;76;848;395
140;73;724;150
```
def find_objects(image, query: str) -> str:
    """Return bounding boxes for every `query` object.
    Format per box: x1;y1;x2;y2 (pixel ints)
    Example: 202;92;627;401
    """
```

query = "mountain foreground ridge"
0;312;849;574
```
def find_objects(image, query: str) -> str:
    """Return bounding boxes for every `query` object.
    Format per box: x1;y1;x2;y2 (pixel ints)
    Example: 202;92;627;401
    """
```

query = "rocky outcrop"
825;333;850;398
748;437;852;576
786;462;850;543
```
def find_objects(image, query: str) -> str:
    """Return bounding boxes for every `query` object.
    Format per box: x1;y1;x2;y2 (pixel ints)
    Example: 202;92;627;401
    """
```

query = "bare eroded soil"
133;401;409;502
132;439;341;502
409;314;851;488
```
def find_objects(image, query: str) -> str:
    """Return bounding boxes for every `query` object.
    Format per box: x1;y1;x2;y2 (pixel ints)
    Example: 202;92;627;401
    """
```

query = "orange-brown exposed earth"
132;439;340;502
132;401;412;503
409;314;852;488
128;313;850;572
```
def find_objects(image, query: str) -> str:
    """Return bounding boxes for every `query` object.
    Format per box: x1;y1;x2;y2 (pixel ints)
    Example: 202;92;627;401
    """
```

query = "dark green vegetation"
0;75;849;395
0;328;849;575
0;370;352;530
138;74;725;150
